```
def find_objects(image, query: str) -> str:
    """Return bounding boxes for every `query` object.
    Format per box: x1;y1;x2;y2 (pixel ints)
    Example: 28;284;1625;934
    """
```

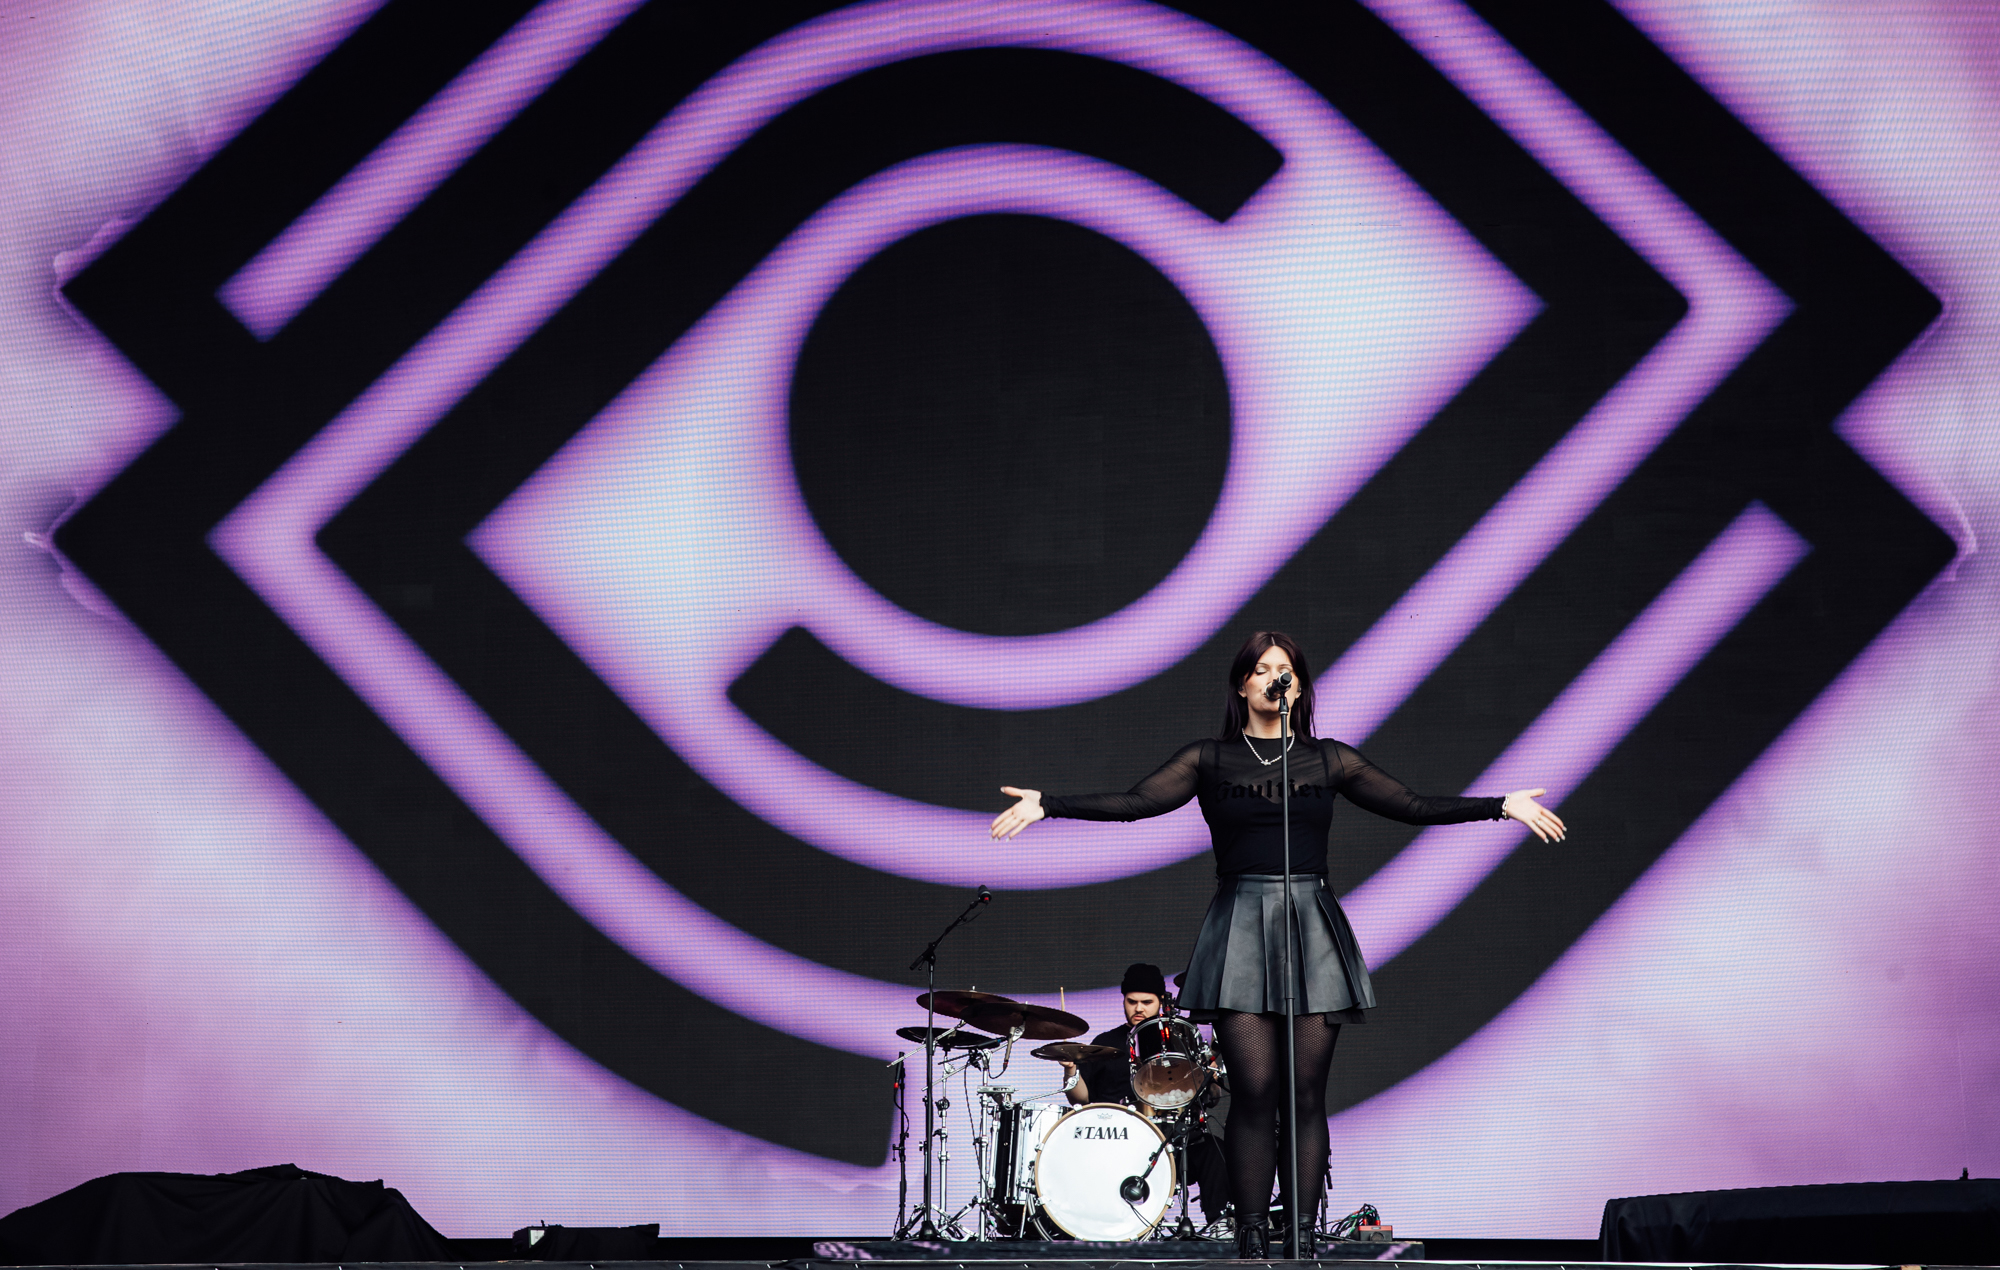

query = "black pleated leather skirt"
1177;874;1374;1023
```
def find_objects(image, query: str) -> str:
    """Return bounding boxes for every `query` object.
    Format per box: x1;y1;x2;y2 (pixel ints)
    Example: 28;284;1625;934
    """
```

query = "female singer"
989;630;1565;1256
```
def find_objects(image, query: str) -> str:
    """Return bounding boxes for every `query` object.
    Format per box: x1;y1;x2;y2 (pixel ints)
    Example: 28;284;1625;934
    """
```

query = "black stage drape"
1602;1178;2000;1265
0;1164;447;1266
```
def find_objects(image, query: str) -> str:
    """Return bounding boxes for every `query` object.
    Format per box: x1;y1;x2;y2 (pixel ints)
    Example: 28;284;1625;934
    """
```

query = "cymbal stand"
963;1044;1012;1241
898;887;991;1239
936;1080;956;1236
945;1048;998;1238
970;1076;1002;1242
908;1045;978;1240
944;1047;992;1238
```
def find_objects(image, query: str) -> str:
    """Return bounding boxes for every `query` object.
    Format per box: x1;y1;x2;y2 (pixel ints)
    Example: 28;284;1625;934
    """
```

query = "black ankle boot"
1235;1212;1271;1259
1277;1216;1309;1259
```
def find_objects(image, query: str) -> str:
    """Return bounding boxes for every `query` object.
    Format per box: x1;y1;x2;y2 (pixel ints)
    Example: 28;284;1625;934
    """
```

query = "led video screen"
2;0;1996;1239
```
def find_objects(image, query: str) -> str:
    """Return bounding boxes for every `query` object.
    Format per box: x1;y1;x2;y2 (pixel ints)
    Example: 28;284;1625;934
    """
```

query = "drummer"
1061;963;1231;1224
1061;963;1167;1108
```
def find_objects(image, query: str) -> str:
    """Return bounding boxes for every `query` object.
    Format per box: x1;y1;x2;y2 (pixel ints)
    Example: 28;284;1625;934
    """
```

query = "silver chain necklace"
1241;731;1295;766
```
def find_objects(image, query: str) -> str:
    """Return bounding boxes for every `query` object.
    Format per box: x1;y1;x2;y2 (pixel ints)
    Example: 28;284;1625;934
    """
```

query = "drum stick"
1060;987;1066;1012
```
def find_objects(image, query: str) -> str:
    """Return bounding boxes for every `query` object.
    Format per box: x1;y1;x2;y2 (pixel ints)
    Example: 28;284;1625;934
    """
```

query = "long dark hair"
1216;630;1316;740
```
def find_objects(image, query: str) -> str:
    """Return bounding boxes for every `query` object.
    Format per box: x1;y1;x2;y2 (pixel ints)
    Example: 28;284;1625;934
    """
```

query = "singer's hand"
990;786;1045;840
1502;788;1567;842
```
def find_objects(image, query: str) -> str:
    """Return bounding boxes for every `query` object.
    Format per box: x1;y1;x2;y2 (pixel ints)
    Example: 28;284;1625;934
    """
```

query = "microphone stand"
1278;686;1301;1259
901;888;990;1239
891;1052;910;1236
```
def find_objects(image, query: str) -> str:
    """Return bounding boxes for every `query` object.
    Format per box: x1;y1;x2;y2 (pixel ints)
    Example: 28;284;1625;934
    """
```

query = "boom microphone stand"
901;886;992;1239
1277;677;1302;1259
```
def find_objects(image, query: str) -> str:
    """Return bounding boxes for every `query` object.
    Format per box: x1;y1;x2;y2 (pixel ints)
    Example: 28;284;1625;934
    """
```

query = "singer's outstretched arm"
988;741;1203;840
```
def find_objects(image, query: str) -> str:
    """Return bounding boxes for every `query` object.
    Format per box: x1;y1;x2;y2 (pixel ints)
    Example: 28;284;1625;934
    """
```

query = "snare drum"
1128;1015;1208;1111
1033;1102;1173;1240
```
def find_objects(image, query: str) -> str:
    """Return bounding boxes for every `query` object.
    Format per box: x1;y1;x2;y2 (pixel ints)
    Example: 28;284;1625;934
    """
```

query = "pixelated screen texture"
1;0;1997;1238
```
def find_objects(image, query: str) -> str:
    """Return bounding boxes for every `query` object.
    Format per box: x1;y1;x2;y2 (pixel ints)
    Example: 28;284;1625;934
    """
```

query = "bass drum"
1033;1103;1173;1240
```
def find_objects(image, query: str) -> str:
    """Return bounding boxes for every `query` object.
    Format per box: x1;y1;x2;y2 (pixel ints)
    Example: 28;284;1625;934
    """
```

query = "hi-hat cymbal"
1030;1042;1119;1063
915;989;1019;1019
895;1025;1002;1050
962;1000;1089;1041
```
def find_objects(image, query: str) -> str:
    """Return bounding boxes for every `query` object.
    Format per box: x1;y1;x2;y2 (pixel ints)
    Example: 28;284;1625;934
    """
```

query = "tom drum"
1128;1015;1207;1112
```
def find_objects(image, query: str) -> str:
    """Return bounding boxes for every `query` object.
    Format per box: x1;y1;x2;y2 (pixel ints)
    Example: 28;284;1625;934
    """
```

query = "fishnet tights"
1214;1010;1340;1225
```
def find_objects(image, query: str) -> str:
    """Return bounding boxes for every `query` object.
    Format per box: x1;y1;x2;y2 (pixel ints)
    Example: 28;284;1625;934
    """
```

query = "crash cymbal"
962;1000;1089;1041
895;1025;1002;1050
1030;1042;1119;1063
915;989;1019;1019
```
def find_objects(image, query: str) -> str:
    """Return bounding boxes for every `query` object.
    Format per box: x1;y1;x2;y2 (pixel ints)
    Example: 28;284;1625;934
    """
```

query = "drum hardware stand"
964;1035;1021;1240
941;1051;995;1240
1162;1105;1202;1241
945;1192;982;1236
949;1067;991;1238
966;1057;991;1242
935;1089;952;1232
899;886;992;1240
932;1081;969;1239
971;1083;1005;1241
890;1052;910;1236
975;1084;1014;1242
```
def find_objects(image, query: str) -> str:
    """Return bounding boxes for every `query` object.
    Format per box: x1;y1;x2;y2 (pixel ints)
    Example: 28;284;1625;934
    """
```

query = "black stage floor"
427;1238;1599;1263
9;1254;1990;1270
11;1176;1991;1268
3;1259;1982;1270
810;1240;1426;1261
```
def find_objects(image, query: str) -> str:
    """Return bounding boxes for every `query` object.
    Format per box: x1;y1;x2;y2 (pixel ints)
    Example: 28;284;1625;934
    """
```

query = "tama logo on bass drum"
1074;1123;1130;1140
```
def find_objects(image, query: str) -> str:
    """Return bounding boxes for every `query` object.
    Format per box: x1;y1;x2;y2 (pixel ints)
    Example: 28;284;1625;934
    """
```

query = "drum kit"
892;988;1224;1242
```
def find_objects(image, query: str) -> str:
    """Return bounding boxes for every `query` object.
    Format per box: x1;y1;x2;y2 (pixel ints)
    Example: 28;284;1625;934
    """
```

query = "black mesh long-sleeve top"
1039;737;1506;877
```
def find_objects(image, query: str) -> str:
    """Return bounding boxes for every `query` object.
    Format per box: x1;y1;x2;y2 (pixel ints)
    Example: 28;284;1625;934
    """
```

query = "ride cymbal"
962;1000;1088;1040
915;989;1018;1019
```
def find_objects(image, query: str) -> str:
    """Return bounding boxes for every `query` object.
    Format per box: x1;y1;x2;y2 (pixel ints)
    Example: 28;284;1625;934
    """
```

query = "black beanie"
1120;962;1167;997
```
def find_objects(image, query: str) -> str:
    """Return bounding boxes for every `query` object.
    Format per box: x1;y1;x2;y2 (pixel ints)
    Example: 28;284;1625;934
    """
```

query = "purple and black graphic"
4;0;1997;1240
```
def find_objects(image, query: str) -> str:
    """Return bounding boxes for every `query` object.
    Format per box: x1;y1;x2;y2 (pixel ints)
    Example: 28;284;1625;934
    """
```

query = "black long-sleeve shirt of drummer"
1039;737;1506;877
1076;1023;1136;1106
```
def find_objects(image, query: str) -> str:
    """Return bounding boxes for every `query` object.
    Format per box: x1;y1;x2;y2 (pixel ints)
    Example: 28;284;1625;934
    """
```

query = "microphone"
1120;1175;1150;1204
977;885;992;904
1264;669;1293;701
